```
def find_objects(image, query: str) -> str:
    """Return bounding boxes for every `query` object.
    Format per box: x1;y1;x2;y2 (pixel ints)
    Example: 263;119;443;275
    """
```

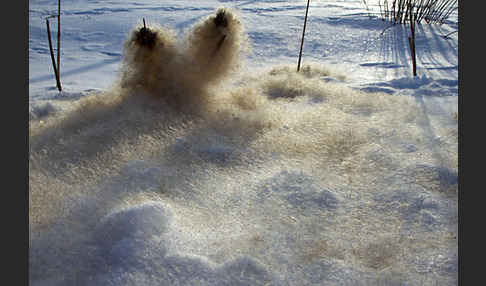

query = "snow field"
29;1;458;285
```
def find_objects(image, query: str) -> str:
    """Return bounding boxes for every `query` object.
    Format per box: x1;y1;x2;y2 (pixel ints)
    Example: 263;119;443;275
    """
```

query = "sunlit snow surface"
29;0;458;285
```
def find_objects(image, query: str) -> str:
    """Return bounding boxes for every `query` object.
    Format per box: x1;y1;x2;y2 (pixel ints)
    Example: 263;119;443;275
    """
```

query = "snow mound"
31;201;280;286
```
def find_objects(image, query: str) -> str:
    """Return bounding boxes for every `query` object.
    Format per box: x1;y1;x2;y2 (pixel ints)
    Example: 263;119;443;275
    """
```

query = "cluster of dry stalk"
362;0;457;76
366;0;457;24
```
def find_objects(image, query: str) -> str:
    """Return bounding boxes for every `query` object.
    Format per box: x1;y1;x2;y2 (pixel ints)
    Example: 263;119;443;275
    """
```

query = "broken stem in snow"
442;30;457;39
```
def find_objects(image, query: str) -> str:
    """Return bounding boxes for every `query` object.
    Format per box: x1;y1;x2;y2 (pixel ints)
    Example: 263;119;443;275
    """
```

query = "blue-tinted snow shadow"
377;24;411;79
373;22;458;80
247;31;293;57
62;5;214;16
372;164;457;234
218;0;297;8
30;198;282;285
358;75;458;96
321;13;388;31
415;24;458;70
300;258;419;286
174;11;211;33
413;94;457;166
166;117;266;172
256;170;339;215
29;57;121;84
360;62;405;68
358;86;396;94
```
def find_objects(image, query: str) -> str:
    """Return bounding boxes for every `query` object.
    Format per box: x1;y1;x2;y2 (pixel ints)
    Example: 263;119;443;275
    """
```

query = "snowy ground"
29;0;458;285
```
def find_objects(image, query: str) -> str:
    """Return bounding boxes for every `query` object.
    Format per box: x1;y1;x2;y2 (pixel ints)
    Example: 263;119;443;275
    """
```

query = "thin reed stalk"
408;1;417;76
57;0;61;91
297;0;311;72
46;17;62;91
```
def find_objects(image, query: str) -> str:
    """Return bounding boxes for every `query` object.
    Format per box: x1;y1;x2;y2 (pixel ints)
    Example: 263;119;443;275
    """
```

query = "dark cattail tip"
214;10;228;28
135;23;157;49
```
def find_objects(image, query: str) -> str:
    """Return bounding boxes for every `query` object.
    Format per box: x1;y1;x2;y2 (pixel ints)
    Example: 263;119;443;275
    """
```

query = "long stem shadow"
29;57;121;84
378;24;411;78
416;24;458;74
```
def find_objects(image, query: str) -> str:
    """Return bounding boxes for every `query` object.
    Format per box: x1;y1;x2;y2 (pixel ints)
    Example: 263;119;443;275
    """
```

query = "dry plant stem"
416;0;426;23
437;0;453;21
57;0;62;91
297;0;311;72
379;23;396;36
408;2;417;76
421;0;434;23
443;3;457;23
437;0;456;23
442;30;457;39
46;18;62;91
373;0;457;25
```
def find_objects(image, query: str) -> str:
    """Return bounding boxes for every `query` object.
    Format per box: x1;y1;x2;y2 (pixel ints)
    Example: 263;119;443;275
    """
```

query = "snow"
29;0;458;285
